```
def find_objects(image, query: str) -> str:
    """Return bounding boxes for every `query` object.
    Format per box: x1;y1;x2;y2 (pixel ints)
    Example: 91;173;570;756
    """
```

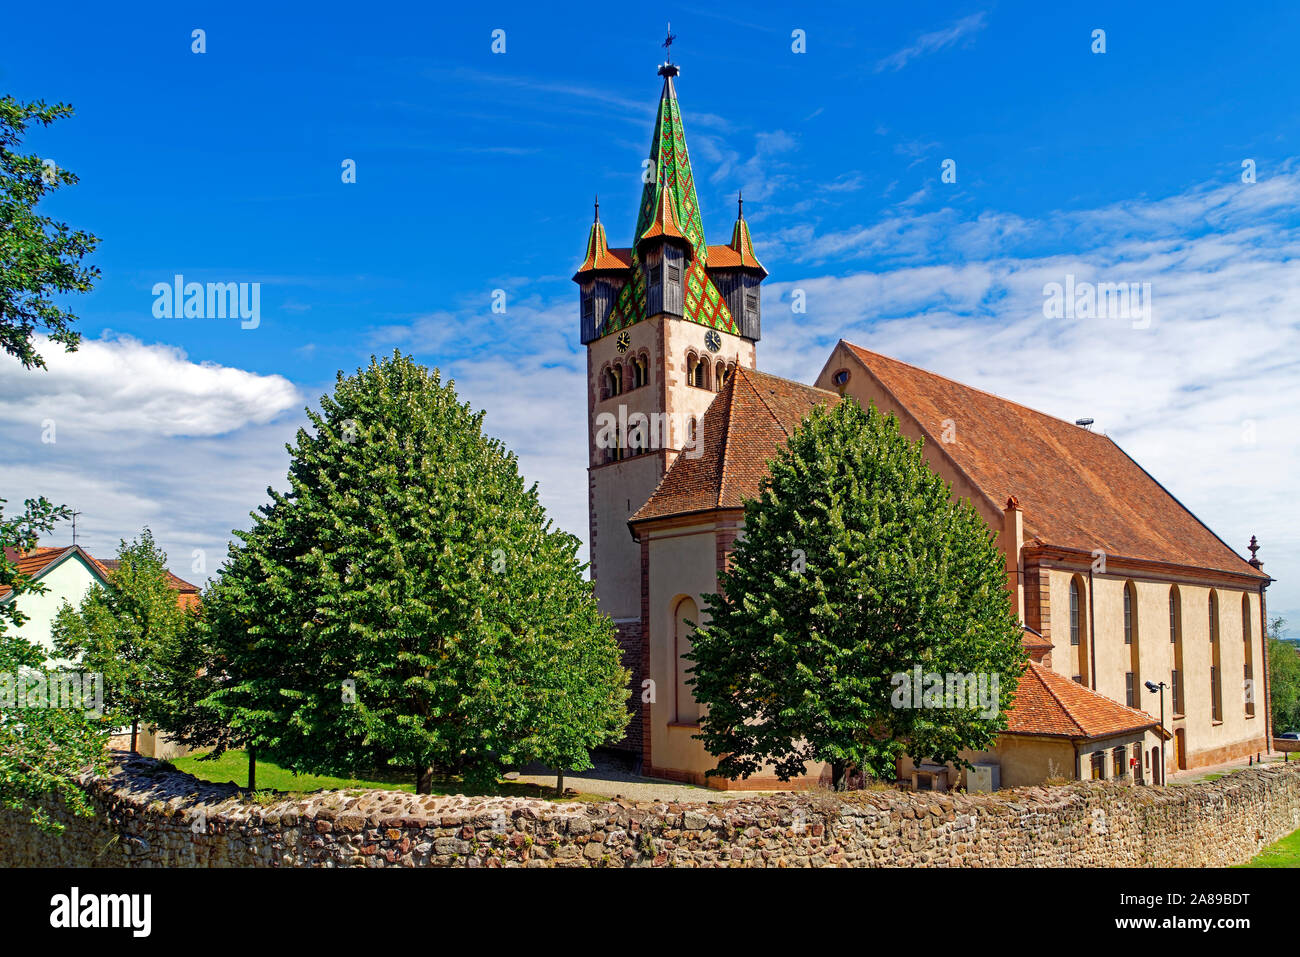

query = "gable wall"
4;556;103;657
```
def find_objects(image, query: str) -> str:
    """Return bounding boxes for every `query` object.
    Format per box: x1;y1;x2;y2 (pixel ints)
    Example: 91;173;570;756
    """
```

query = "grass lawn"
171;749;607;802
1236;827;1300;868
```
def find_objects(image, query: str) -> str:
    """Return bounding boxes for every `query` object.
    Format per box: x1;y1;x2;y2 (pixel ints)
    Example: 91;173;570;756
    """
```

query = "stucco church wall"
645;525;719;778
7;754;1299;868
1045;566;1268;775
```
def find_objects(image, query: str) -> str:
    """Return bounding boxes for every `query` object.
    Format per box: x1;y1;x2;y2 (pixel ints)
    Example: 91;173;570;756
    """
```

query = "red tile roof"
1007;661;1159;739
631;367;837;524
843;343;1265;580
98;559;201;609
573;220;633;275
0;547;72;599
2;546;200;609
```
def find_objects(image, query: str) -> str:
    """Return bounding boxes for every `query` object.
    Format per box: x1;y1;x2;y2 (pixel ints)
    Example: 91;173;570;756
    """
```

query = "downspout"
1260;581;1272;748
1087;569;1098;691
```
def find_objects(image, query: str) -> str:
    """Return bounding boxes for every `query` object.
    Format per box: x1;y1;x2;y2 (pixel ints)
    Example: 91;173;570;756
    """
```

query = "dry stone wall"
2;754;1299;867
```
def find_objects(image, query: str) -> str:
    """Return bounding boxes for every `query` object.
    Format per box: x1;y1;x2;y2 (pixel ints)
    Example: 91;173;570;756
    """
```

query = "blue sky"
2;1;1298;634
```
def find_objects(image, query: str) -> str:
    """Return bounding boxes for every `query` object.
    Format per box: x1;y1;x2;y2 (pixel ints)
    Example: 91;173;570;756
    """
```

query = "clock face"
616;331;631;354
704;330;722;353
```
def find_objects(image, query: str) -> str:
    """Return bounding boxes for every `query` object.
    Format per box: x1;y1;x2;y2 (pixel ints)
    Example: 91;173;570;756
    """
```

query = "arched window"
1069;579;1081;646
1124;581;1139;706
1209;590;1222;721
674;597;699;725
715;361;728;390
1123;583;1134;644
1243;594;1255;717
686;353;708;389
1170;586;1184;715
1068;576;1088;686
605;364;623;397
631;355;648;389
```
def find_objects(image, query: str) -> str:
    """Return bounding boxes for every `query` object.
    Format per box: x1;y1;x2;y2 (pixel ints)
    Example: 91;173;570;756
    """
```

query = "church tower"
573;55;765;687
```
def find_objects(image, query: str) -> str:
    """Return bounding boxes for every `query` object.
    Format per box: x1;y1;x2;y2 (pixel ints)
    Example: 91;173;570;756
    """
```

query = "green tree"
0;497;107;831
690;398;1026;789
1268;617;1300;734
52;528;188;751
164;542;293;790
0;96;100;368
208;352;629;792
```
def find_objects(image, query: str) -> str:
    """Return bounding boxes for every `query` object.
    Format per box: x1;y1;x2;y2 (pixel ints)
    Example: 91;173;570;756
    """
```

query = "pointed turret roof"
729;192;766;274
602;63;739;338
707;191;767;275
574;198;632;276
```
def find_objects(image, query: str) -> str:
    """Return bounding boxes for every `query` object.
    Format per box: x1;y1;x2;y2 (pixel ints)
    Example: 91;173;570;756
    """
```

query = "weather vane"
663;23;676;62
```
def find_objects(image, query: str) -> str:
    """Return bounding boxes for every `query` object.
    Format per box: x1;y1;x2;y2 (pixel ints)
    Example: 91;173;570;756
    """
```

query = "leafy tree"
208;352;629;792
52;528;188;751
0;96;100;368
1268;617;1300;734
690;398;1026;789
0;497;107;831
164;542;292;790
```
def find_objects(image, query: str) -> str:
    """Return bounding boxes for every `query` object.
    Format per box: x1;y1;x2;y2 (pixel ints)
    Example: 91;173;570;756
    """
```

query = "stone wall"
2;754;1299;868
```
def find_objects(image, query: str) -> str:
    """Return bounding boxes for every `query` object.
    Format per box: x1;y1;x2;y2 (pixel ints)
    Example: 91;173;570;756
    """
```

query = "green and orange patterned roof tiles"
585;66;741;338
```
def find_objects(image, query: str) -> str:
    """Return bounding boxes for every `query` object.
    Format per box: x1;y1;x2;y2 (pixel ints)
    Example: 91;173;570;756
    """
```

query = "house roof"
98;559;202;610
842;342;1265;580
1;546;200;609
631;367;837;525
1006;660;1160;740
0;546;109;600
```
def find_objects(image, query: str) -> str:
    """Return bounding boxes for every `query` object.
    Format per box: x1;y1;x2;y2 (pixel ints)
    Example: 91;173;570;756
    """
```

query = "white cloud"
0;335;305;584
875;12;989;73
0;334;300;439
760;173;1300;630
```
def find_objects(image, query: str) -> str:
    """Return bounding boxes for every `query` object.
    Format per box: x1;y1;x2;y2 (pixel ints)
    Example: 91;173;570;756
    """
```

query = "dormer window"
745;292;758;316
582;296;594;321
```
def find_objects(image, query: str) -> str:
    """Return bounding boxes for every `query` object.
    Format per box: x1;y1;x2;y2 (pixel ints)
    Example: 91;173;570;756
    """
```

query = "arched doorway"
1174;729;1187;770
1150;746;1162;785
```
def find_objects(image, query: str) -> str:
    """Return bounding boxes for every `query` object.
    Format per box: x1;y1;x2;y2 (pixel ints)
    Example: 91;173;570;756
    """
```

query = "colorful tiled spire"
602;63;738;338
727;190;767;275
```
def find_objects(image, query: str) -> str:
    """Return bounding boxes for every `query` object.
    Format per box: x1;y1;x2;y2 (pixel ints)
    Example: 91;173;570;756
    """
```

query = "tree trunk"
417;764;434;795
130;719;138;754
556;770;565;796
831;760;850;791
248;746;256;791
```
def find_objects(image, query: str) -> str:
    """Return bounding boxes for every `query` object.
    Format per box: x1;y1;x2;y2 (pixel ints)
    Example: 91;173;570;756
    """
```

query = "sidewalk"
1167;750;1292;787
511;751;785;802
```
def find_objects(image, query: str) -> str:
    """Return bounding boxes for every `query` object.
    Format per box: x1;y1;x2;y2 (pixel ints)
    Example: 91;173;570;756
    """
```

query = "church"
574;57;1275;791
